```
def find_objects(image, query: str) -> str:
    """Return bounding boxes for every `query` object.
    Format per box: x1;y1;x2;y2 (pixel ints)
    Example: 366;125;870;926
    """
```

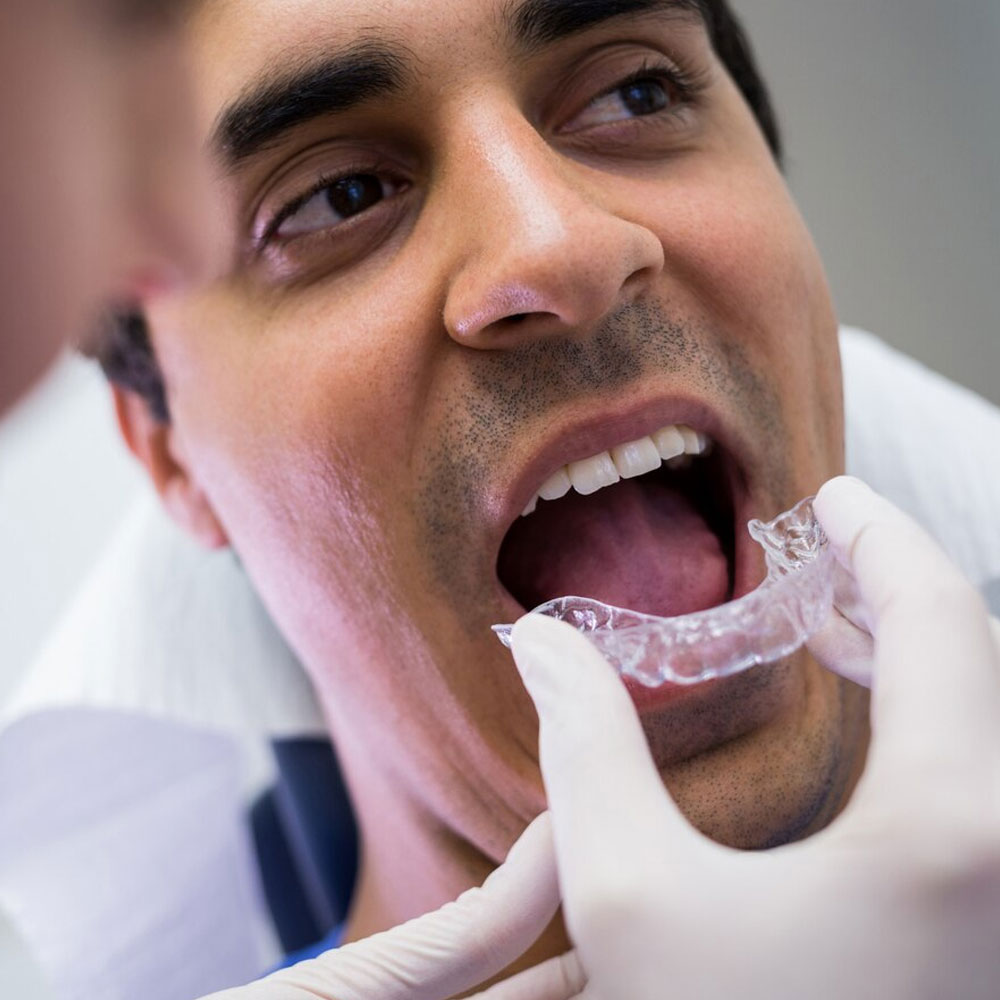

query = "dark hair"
88;0;782;420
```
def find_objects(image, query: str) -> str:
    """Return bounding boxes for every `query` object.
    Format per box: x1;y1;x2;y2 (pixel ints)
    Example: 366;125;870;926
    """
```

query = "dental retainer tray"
493;496;834;687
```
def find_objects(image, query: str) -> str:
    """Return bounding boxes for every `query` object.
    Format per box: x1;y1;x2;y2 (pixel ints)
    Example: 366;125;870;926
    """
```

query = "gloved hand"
199;812;583;1000
509;475;1000;1000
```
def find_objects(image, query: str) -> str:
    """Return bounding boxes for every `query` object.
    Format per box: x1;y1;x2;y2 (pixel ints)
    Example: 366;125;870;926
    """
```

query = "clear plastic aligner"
493;496;836;687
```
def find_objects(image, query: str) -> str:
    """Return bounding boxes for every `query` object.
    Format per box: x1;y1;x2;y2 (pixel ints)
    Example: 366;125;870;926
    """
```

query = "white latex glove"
200;812;583;1000
509;475;1000;1000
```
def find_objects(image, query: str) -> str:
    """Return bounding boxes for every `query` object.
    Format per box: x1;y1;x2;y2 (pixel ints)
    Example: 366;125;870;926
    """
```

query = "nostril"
623;265;656;298
489;310;565;337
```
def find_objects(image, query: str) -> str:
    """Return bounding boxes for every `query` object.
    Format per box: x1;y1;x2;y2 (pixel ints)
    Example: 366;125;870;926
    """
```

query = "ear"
112;385;229;550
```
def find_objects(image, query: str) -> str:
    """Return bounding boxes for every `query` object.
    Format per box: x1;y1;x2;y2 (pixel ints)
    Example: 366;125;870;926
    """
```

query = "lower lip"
497;584;738;713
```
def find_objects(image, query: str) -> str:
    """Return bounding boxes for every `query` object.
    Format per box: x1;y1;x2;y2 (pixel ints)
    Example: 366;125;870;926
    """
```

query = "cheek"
654;159;832;338
153;289;428;610
639;156;842;468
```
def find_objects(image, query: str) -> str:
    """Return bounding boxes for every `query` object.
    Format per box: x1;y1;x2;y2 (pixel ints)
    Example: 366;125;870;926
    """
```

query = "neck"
341;773;484;940
334;727;570;989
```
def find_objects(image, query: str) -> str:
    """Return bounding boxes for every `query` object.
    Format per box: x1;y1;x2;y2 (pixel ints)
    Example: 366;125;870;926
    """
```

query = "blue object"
250;738;358;957
275;923;345;969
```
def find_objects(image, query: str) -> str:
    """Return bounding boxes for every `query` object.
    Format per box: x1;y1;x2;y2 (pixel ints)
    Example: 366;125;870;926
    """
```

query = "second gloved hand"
509;476;1000;1000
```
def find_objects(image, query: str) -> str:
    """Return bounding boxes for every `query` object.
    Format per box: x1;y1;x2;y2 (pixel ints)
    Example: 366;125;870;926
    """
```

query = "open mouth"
497;421;747;622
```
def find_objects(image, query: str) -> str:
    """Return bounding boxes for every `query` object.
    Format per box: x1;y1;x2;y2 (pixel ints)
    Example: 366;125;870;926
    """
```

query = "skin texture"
121;0;871;966
0;0;212;415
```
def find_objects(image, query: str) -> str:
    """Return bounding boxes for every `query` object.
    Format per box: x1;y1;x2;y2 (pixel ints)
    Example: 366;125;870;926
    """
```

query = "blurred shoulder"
840;326;1000;609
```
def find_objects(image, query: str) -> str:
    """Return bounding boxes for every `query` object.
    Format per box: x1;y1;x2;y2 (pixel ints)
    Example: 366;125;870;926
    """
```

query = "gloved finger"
201;813;559;1000
814;477;1000;778
465;950;587;1000
807;551;876;684
510;615;706;933
807;606;874;687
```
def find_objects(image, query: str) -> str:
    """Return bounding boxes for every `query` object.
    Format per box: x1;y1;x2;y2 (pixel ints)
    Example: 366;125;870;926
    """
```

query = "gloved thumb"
509;613;698;919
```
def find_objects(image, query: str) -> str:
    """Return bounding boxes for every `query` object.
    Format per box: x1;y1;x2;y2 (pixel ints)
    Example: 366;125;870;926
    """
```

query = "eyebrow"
505;0;708;52
212;41;408;167
212;0;708;168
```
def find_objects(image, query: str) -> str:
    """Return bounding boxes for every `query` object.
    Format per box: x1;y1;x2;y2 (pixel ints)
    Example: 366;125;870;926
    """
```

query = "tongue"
499;477;730;617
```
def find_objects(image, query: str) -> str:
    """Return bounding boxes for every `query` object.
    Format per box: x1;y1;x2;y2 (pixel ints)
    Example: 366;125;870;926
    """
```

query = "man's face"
146;0;867;862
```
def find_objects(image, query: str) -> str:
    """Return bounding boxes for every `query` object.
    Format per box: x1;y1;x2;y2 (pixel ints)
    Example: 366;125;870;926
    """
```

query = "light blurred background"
738;0;999;406
1;0;998;706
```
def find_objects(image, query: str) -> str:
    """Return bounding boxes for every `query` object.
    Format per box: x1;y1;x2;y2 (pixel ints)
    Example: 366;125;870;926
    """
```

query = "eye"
619;78;671;116
566;69;688;131
274;173;399;239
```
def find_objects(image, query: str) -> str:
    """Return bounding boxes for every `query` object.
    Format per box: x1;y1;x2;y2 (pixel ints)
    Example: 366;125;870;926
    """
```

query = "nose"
442;109;664;348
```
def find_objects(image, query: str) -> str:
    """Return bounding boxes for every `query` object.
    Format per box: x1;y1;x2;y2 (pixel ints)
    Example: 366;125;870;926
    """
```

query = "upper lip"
488;392;753;549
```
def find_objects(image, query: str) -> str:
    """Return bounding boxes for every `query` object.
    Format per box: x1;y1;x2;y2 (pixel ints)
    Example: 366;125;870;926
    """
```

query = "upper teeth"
521;423;710;516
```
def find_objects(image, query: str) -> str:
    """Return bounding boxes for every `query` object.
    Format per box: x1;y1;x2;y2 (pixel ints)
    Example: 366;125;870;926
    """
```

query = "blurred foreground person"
0;0;213;414
0;1;213;996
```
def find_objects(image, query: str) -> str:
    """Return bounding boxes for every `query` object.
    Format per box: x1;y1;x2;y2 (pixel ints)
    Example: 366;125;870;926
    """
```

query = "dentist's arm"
509;476;1000;1000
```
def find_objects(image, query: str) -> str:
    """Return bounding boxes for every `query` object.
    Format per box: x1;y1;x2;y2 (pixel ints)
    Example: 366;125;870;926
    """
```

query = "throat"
498;476;731;617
